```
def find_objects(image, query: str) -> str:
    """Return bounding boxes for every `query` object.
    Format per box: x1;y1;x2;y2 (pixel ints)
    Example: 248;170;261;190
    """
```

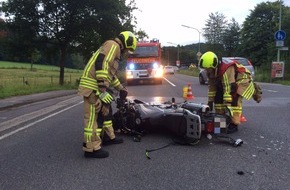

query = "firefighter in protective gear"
199;51;258;134
78;31;137;158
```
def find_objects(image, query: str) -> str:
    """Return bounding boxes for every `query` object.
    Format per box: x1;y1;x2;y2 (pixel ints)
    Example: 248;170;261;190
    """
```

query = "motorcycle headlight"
135;118;141;125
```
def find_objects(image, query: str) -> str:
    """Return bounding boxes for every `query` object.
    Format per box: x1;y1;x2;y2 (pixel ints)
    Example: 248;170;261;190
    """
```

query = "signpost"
272;1;286;81
275;30;286;47
279;47;288;51
274;30;286;41
276;40;284;47
274;30;287;64
196;52;202;60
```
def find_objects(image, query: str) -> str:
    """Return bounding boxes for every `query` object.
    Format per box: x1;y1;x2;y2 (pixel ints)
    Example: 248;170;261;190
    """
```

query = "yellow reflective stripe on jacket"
96;44;117;84
236;73;249;85
95;70;109;79
83;50;100;77
236;64;251;75
111;78;121;88
95;70;113;85
222;73;232;102
79;50;100;91
79;76;98;91
104;45;117;71
242;81;255;100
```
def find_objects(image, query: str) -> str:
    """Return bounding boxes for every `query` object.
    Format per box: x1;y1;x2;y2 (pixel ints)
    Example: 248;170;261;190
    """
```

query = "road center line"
0;101;83;141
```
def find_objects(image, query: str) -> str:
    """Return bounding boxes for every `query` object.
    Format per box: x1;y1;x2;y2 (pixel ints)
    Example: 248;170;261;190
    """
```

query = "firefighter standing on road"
199;51;261;133
78;31;137;158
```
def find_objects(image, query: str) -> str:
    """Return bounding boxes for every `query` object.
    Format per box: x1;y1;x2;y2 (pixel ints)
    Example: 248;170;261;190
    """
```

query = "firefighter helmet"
118;31;137;52
199;51;218;69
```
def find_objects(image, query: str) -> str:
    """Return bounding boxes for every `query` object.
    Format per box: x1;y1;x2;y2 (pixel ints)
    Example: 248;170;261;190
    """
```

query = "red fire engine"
126;38;163;85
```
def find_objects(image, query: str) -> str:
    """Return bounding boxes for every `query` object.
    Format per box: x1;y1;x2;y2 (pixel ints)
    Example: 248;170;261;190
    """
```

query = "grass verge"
0;61;81;99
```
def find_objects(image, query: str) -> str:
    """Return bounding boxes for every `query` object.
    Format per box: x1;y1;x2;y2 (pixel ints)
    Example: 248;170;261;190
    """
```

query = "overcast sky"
133;0;290;46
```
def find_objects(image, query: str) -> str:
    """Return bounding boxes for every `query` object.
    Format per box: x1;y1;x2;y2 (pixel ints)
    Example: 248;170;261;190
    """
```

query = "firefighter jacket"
78;40;124;97
207;61;255;103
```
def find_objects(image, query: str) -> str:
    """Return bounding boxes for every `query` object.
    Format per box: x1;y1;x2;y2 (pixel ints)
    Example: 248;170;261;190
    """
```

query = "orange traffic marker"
240;114;247;122
186;83;194;100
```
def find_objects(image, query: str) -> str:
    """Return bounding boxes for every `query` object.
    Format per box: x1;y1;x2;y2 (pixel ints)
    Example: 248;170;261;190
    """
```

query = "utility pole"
277;0;282;62
181;24;201;55
167;42;180;66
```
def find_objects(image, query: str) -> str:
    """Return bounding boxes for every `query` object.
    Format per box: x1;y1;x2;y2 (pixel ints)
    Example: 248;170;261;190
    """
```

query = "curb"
0;90;77;111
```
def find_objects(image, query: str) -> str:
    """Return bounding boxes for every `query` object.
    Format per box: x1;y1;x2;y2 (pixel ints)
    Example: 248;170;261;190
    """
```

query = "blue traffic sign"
275;30;286;40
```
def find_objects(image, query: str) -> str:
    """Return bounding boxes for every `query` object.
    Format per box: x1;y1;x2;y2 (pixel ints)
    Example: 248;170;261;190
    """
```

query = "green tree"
1;0;137;85
136;29;149;41
238;1;290;67
1;6;39;63
203;12;227;55
222;18;241;56
0;18;7;60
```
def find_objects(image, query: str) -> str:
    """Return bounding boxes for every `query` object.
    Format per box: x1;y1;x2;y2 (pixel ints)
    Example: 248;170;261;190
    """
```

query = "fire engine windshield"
129;46;158;58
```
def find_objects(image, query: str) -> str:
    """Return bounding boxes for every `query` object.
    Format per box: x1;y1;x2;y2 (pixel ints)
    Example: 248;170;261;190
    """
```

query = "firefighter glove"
99;92;113;104
207;101;213;111
253;82;262;103
119;88;128;100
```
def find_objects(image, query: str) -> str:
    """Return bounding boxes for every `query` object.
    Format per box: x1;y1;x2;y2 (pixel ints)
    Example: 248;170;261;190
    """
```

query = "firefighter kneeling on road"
78;31;137;158
199;51;262;134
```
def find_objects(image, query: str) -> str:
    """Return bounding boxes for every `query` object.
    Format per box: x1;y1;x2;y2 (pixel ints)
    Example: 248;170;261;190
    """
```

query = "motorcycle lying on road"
112;97;243;148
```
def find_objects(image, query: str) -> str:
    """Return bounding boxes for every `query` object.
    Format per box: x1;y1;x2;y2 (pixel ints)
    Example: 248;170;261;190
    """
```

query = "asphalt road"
0;74;289;190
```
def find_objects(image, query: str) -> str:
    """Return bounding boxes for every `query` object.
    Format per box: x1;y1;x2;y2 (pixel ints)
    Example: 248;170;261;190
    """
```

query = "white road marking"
0;96;81;133
0;101;83;141
163;77;176;86
266;90;278;92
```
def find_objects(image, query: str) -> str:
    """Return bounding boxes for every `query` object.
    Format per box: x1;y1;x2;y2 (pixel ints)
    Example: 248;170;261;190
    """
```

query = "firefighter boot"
227;123;238;134
102;137;124;145
102;133;124;145
84;148;109;158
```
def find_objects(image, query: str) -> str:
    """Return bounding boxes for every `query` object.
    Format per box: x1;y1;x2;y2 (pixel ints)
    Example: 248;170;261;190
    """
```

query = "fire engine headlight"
126;71;133;78
129;63;135;70
153;62;158;69
155;68;163;77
